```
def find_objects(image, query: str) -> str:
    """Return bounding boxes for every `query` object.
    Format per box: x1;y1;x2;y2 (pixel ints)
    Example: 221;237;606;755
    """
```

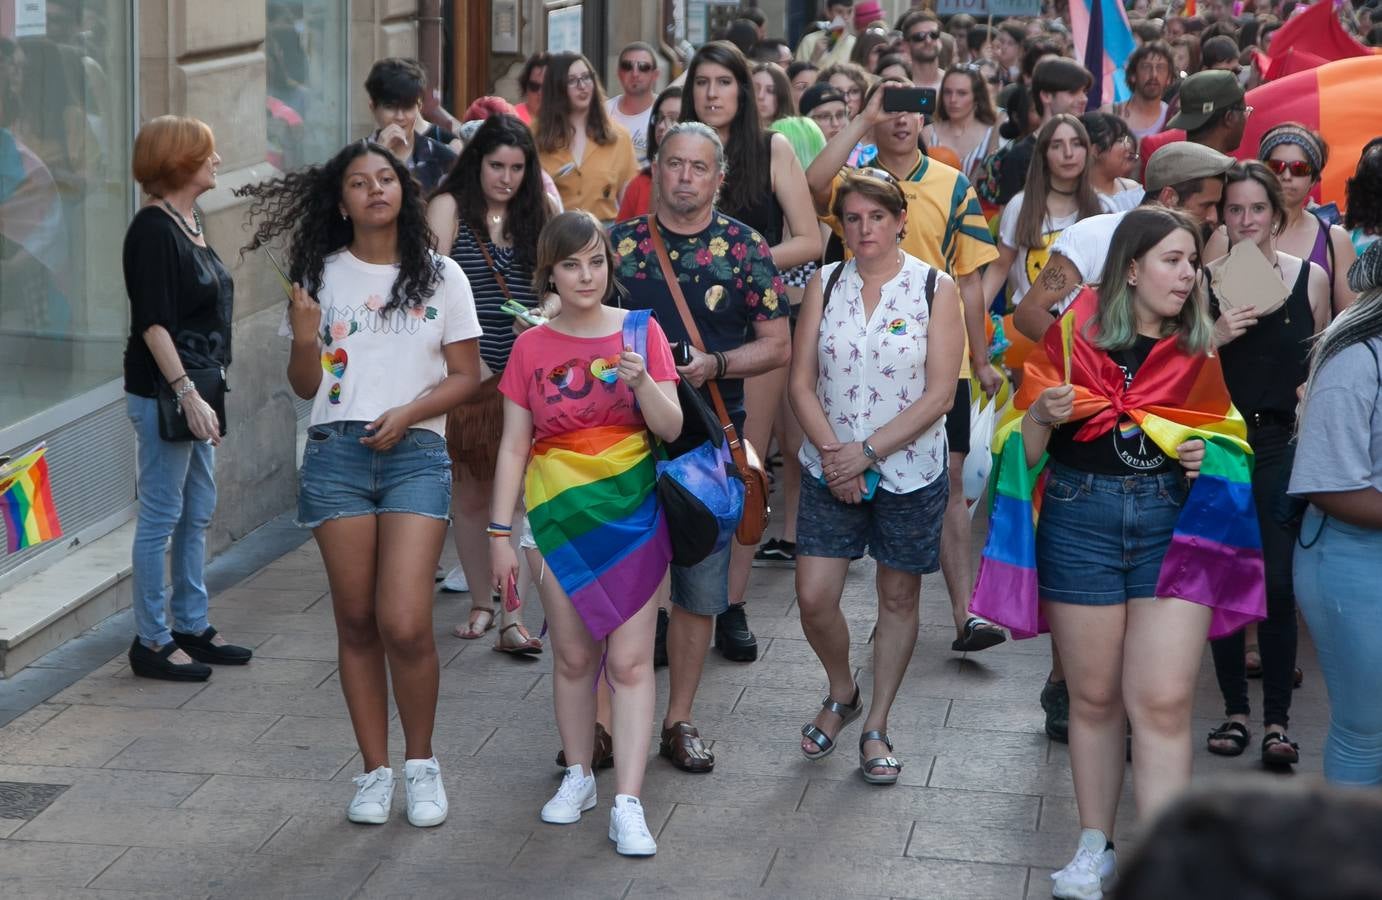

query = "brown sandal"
453;605;495;640
659;721;714;773
555;722;615;770
492;621;542;655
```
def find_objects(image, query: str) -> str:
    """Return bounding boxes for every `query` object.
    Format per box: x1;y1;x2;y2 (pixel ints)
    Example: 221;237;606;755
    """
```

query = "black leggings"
1209;422;1297;729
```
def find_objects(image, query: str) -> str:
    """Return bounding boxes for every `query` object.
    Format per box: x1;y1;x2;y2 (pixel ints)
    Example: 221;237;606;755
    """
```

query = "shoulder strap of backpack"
924;267;938;312
821;261;847;313
621;308;651;361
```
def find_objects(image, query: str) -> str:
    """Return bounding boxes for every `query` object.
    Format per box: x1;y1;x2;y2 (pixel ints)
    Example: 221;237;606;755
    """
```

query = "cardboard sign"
936;0;1044;17
1211;240;1290;318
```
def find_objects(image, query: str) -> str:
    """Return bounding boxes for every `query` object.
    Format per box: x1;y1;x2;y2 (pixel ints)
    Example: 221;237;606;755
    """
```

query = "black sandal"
951;616;1007;652
800;684;862;760
1207;721;1250;757
1262;730;1300;767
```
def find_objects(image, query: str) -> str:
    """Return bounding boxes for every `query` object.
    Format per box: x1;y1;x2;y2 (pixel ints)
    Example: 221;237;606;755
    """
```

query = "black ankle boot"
129;638;212;682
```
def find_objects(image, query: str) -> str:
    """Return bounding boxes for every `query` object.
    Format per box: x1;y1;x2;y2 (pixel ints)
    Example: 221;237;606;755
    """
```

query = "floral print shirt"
800;255;949;493
610;212;786;431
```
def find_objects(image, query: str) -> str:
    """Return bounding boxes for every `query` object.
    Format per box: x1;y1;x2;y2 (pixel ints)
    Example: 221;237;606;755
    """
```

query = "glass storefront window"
266;0;349;170
0;1;132;431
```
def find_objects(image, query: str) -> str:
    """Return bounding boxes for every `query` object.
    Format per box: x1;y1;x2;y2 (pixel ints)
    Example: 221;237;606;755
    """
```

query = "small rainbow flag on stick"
0;444;63;553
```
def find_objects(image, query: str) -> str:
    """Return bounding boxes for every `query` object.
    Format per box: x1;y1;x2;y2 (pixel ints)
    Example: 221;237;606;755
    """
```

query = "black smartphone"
882;86;937;116
673;342;693;366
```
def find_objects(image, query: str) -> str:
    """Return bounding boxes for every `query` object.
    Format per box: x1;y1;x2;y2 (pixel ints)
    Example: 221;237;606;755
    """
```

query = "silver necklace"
162;200;203;237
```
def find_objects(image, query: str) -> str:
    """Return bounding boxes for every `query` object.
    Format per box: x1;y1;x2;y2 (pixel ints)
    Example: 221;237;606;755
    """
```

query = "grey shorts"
796;471;949;575
669;541;731;617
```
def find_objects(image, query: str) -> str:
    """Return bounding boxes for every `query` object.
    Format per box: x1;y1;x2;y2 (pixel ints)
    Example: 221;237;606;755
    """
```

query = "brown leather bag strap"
646;215;744;453
468;225;513;302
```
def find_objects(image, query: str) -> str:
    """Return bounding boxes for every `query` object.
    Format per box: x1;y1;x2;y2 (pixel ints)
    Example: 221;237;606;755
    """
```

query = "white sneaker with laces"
403;757;448;827
541;764;596;824
608;794;657;856
347;765;394;824
442;566;469;593
1052;828;1117;899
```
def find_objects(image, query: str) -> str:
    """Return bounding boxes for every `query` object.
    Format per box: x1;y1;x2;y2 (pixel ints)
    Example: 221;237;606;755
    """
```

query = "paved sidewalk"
0;523;1329;899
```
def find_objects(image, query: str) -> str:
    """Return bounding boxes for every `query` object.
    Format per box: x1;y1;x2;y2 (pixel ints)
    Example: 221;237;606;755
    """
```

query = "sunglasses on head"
620;60;655;73
908;30;941;42
855;166;900;186
1265;158;1314;178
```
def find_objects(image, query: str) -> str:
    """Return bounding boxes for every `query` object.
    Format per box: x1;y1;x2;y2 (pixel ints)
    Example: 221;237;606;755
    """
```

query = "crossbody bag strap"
821;260;847;313
646;216;744;452
924;267;938;312
468;226;513;302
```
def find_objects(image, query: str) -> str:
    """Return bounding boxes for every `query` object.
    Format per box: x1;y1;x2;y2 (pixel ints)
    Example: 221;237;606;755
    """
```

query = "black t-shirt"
122;207;234;398
997;134;1035;207
1047;335;1177;475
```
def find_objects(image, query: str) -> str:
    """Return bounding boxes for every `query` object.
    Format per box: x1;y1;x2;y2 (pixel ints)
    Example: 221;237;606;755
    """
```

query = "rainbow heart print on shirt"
322;348;348;378
589;356;621;384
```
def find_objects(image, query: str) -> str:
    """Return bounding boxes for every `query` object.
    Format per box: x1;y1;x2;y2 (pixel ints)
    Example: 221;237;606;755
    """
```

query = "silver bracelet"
174;380;197;415
1027;407;1054;428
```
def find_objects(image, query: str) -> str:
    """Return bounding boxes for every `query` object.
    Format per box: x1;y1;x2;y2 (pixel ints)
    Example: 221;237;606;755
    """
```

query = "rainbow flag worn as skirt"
0;443;62;553
526;424;671;641
970;288;1266;639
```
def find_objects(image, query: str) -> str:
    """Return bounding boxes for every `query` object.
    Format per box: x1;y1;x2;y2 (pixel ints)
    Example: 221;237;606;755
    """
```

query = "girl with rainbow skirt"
489;211;682;856
970;207;1266;900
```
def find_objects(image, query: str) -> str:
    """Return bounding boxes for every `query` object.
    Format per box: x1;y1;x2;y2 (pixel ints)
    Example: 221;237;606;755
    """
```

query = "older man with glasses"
606;42;660;166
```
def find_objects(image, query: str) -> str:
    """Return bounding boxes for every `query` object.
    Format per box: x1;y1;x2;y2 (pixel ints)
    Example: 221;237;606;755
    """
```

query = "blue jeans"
1294;506;1382;786
126;393;216;648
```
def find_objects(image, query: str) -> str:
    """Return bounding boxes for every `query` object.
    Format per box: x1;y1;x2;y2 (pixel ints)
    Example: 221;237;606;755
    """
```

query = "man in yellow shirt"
807;79;1008;655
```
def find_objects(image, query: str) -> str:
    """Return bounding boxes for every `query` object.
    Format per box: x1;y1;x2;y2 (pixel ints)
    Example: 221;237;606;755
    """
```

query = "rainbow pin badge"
328;384;342;405
887;318;907;336
590;356;620;384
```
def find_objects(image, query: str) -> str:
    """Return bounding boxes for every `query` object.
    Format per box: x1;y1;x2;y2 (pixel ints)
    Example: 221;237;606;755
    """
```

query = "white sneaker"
403;757;448;827
347;765;394;824
441;566;469;593
541;764;596;824
608;794;657;856
1052;828;1117;899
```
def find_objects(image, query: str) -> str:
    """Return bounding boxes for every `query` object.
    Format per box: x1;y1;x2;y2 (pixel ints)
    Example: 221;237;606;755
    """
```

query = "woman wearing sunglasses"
1257;124;1358;314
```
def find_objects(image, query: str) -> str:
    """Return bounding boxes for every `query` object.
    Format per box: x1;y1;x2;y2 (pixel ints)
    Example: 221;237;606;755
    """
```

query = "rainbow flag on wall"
0;444;62;553
525;424;671;641
970;289;1266;639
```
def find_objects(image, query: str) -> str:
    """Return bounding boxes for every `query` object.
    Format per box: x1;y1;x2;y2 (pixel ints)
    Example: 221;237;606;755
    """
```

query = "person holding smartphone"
789;170;963;784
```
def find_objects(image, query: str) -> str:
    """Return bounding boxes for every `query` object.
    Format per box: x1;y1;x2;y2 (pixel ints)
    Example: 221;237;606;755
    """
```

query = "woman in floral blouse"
788;169;964;785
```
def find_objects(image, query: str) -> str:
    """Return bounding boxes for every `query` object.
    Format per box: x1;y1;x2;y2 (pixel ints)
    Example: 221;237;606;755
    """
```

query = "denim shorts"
670;541;731;617
1036;463;1187;605
297;421;452;528
796;470;949;575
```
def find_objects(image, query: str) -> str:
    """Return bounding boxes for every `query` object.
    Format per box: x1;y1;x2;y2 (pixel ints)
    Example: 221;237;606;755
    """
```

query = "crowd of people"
119;1;1382;895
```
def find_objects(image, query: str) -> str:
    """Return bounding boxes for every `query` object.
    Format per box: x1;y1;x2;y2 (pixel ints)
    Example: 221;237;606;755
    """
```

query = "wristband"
713;351;727;379
1027;408;1054;428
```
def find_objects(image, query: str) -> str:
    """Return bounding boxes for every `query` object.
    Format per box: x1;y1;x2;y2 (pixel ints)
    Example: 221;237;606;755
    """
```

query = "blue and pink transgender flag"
1070;0;1137;109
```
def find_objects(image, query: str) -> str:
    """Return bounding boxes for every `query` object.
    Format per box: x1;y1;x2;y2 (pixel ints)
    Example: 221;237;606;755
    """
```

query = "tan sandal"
492;621;542;655
453;605;495;640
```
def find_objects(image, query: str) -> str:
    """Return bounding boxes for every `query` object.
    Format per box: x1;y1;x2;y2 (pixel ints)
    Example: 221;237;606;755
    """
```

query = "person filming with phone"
790;169;963;784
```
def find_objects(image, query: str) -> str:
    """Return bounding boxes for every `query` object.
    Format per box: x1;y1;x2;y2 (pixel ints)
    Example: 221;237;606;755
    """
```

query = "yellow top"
538;124;638;224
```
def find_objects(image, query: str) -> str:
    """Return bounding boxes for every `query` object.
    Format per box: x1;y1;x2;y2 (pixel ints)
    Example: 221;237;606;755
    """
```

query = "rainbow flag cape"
970;289;1266;639
526;424;671;641
0;443;63;553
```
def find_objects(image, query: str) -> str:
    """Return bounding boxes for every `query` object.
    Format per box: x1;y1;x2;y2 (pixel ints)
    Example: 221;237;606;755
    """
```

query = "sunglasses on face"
620;60;655;73
908;30;941;42
1266;158;1314;178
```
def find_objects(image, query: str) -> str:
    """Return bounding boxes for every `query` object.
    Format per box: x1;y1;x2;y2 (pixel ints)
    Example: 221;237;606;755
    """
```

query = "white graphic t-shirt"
280;249;482;435
605;95;653;166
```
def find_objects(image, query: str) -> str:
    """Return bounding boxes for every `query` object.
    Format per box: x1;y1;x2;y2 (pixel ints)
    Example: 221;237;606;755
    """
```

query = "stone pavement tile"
514;822;769;883
251;632;344;662
91;845;377;899
638;769;810;813
690;656;852;690
1036;795;1138;838
208;587;326;614
0;706;279;768
757;636;877;665
763;847;1029;899
946;698;1048;735
928;754;1076;799
3;884;198;900
189;657;338;687
355;862;630;900
257;713;494;758
24;614;134;672
0;665;91;710
904;821;1085;870
261;812;530;865
207;606;338;636
103;736;356;780
10;797;287;852
238;567;332;593
179;773;356;815
0;840;124;888
0;818;25;838
179;681;354;718
657;801;912;856
733;686;951;730
626;876;891;900
799;777;1041;832
0;764;206;808
1025;867;1059;900
437;666;546;699
49;672;209;709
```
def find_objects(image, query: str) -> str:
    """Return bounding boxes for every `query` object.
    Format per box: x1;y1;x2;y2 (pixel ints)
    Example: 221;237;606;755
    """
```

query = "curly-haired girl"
238;140;483;828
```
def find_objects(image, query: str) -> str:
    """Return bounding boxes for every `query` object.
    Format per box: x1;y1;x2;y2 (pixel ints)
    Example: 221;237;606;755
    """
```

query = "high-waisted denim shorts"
297;421;452;528
1036;463;1187;605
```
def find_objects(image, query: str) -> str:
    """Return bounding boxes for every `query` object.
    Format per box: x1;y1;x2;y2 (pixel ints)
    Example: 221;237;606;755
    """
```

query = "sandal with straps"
493;621;543;655
453;603;495;640
858;730;902;785
800;684;863;760
1207;720;1250;757
1261;730;1300;768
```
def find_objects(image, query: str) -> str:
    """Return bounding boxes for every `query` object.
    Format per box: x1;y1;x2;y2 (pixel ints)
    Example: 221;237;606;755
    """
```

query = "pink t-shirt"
498;314;679;440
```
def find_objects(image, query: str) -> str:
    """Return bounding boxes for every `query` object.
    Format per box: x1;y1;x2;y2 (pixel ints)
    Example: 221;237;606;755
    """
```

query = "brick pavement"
0;524;1330;899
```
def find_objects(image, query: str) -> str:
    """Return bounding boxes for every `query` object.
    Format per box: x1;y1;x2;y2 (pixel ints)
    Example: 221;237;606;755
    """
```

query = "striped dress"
448;225;538;374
